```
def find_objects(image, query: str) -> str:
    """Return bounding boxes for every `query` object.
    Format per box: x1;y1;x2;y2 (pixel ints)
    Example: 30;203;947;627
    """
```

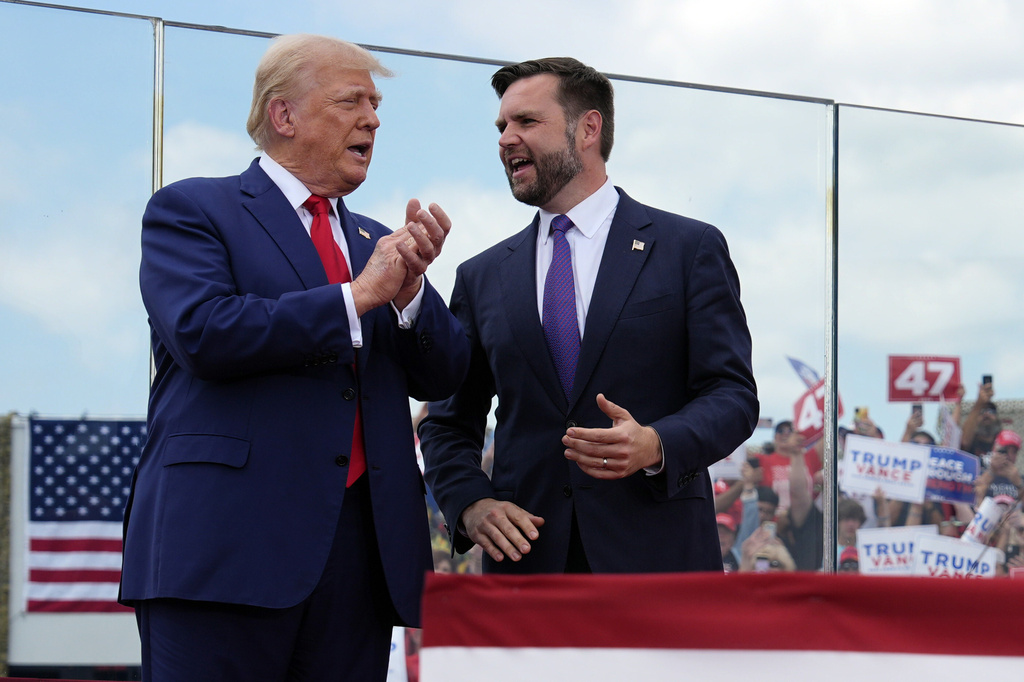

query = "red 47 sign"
888;355;961;402
793;379;844;443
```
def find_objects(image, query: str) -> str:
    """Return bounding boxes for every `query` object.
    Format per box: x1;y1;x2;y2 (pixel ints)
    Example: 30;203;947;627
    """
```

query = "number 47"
893;360;955;397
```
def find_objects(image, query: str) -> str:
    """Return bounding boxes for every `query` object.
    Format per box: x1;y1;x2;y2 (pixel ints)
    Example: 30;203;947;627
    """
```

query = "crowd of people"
711;381;1024;576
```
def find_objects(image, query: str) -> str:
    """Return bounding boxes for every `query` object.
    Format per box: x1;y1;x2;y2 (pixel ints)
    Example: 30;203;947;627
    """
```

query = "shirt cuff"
390;279;425;329
643;428;666;476
341;283;363;348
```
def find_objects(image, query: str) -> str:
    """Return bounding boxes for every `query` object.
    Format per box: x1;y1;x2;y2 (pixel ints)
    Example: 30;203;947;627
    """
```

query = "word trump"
917;550;993;578
861;541;915;569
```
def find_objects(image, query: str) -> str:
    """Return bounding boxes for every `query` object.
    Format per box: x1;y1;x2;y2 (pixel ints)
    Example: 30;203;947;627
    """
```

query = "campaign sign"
793;379;844;443
888;355;961;402
708;443;745;481
841;435;929;503
857;525;938;576
912;533;1003;578
925;447;979;504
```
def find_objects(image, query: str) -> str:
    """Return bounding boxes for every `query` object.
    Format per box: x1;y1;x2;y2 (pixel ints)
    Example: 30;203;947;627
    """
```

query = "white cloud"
0;199;148;369
162;121;257;186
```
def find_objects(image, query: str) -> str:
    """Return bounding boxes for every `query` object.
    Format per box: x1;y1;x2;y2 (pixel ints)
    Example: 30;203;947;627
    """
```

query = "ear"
577;109;603;153
268;98;297;139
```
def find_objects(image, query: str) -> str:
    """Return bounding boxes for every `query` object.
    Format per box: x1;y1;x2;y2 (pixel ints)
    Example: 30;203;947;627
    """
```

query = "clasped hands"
461;394;663;563
350;198;450;315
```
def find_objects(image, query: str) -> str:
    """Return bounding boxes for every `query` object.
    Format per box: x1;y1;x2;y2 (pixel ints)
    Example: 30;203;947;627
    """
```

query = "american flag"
26;417;144;613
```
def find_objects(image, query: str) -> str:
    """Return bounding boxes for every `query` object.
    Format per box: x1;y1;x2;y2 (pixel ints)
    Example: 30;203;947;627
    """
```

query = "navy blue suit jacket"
420;188;757;573
121;159;469;626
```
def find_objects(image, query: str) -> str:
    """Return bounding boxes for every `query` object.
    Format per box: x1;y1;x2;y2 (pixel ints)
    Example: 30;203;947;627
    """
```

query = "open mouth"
507;156;534;178
348;143;372;160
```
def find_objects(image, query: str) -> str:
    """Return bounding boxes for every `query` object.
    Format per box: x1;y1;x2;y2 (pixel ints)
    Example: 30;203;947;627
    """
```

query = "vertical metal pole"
149;18;164;386
822;103;840;573
151;18;164;195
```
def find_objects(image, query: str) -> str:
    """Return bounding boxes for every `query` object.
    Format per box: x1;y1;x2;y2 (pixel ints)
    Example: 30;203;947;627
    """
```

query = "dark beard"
506;130;583;207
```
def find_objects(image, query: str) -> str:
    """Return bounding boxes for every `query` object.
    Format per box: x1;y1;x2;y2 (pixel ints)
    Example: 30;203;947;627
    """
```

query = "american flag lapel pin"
358;227;371;239
632;239;645;251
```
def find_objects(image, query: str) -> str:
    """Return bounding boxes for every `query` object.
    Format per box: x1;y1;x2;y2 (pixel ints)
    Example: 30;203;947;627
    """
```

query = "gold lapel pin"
358;227;371;240
632;240;645;251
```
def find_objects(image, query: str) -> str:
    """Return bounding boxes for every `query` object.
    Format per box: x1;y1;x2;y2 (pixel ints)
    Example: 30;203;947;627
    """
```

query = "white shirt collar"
259;153;339;215
539;177;619;242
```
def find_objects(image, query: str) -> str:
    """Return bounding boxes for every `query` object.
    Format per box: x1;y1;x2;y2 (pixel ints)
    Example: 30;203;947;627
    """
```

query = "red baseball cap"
995;430;1022;449
716;513;737;533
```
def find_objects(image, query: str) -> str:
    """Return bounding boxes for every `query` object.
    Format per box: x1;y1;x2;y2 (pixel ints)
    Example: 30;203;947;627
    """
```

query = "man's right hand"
461;498;544;563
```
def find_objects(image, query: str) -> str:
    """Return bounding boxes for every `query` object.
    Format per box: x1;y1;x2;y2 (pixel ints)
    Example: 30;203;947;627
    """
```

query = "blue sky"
3;0;1023;444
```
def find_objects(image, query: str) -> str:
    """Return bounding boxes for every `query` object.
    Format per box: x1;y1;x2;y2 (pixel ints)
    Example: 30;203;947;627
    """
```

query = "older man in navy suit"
120;34;468;681
420;58;757;575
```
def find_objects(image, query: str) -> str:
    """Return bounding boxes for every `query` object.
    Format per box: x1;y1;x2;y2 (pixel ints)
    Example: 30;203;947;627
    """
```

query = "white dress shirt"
535;177;619;335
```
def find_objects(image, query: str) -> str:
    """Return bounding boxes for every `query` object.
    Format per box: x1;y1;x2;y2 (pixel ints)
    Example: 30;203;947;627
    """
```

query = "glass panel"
161;27;271;184
0;4;153;416
161;33;834;577
837;105;1024;573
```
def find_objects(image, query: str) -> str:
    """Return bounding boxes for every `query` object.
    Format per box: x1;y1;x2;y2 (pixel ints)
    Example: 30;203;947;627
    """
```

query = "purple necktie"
543;214;580;398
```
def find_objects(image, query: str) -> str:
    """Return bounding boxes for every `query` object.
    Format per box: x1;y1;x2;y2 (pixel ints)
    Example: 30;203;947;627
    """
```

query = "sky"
66;0;1024;126
2;0;1023;445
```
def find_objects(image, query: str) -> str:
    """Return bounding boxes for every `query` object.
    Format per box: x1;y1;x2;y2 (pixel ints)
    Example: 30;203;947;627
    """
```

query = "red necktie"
303;195;366;486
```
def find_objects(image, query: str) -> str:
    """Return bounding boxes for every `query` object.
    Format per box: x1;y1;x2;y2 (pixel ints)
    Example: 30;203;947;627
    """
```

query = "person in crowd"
776;427;822;570
961;380;1000;458
420;56;758;575
759;420;822;512
739;524;796;572
888;419;965;535
975;430;1023;504
714;457;762;524
837;498;866;555
838;546;860;574
120;34;469;681
997;505;1024;576
717;514;741;573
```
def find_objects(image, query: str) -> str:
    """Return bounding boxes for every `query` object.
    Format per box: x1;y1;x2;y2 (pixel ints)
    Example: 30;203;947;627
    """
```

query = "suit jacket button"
343;388;356;400
563;485;572;497
566;419;577;429
335;455;349;467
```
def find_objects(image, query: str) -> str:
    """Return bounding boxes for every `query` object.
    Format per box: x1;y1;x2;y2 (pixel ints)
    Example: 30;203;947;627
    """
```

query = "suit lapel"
569;189;652;408
499;217;568;410
239;159;327;291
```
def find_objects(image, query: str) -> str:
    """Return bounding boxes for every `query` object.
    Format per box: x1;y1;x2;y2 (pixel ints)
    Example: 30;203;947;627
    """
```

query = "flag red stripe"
30;538;123;552
423;572;1024;656
30;569;122;583
27;600;132;613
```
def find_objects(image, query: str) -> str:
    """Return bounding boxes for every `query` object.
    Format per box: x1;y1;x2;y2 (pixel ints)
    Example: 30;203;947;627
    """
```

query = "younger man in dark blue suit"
421;58;757;575
121;34;468;681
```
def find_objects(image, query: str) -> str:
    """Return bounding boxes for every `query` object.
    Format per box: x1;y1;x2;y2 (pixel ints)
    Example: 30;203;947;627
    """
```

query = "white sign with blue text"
912;534;1003;579
856;525;938;576
841;435;929;503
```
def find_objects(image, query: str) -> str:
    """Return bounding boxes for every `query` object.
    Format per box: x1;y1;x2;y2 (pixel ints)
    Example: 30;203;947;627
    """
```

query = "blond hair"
246;34;393;150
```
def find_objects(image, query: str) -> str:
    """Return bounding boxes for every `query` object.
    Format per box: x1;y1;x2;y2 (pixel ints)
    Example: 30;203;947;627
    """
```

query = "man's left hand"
394;199;451;310
562;393;663;479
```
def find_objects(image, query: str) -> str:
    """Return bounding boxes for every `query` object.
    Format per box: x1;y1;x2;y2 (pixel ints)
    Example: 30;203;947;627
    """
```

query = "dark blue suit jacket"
121;159;469;626
420;188;757;573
